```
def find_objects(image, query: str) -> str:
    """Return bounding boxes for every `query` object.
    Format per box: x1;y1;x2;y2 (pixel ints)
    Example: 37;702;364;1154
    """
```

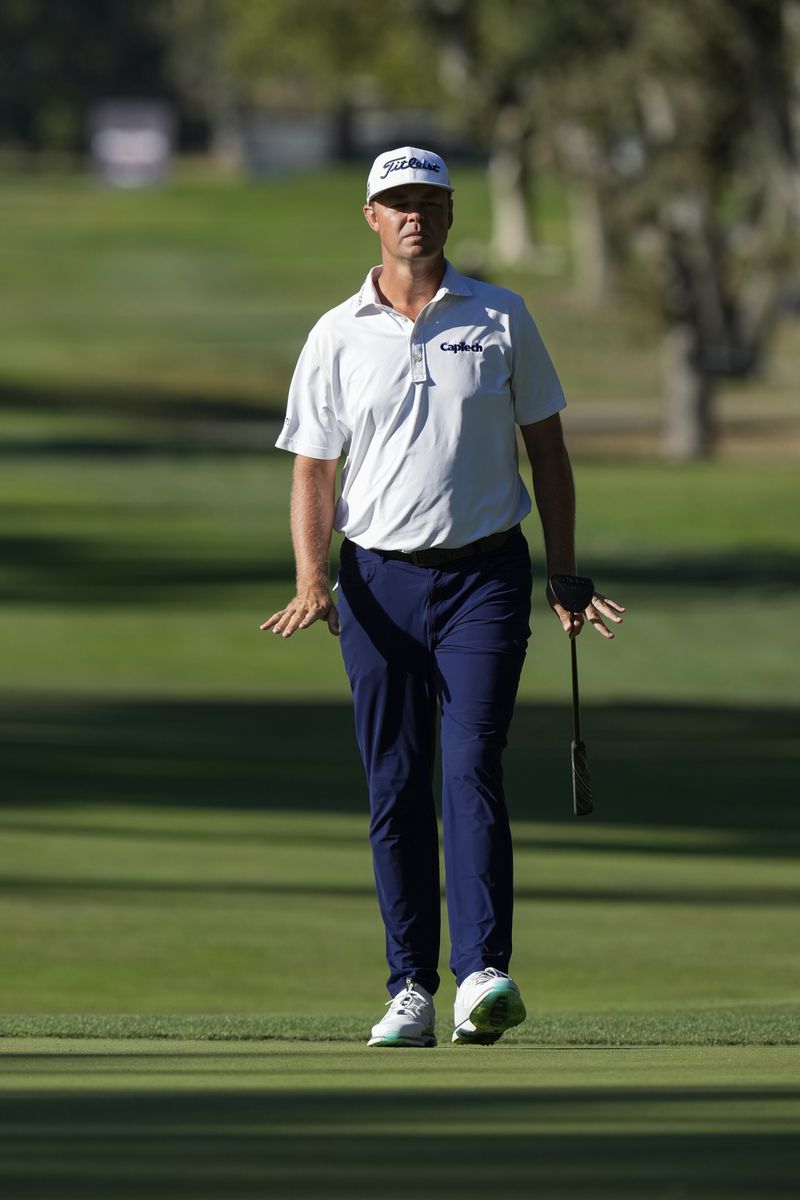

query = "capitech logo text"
379;155;441;181
440;341;483;353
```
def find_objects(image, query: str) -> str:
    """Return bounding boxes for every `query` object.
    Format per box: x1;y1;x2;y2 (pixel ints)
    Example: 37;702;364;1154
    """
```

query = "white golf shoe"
367;979;437;1047
452;968;526;1045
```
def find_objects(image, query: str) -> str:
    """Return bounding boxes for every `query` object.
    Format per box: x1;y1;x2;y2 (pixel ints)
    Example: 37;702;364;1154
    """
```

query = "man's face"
363;184;453;263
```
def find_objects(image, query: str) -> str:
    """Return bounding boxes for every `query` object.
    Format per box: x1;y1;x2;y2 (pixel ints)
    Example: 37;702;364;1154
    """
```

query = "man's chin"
398;243;443;261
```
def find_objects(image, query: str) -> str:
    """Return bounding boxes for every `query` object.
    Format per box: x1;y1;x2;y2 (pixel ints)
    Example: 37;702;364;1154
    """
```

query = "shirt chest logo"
440;341;483;354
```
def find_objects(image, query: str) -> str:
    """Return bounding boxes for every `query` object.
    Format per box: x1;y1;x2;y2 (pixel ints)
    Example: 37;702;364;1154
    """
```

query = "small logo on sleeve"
440;341;483;354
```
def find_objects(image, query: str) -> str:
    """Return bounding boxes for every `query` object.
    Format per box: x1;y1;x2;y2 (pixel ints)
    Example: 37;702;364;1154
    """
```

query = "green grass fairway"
1;165;798;1197
1;165;798;444
2;1041;799;1198
1;453;799;703
0;166;652;409
1;797;797;1032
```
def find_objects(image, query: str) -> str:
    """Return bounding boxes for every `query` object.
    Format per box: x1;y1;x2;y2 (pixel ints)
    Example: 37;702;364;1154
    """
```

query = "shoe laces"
474;968;508;985
386;983;429;1019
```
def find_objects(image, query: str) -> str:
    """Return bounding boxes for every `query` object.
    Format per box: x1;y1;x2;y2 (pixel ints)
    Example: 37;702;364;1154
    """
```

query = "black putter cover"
549;573;595;612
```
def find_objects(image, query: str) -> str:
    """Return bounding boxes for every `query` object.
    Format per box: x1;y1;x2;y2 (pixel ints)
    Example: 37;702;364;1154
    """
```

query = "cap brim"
368;182;453;202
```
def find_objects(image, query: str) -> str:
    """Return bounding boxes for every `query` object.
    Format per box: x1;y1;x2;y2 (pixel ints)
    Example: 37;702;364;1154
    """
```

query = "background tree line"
2;0;798;458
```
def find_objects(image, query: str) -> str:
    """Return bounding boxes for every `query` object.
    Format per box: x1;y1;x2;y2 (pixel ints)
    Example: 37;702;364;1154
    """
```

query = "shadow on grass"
0;379;280;425
0;533;296;601
1;697;798;854
0;875;797;906
1;1088;797;1199
0;438;277;459
4;528;800;603
0;379;282;458
582;550;800;590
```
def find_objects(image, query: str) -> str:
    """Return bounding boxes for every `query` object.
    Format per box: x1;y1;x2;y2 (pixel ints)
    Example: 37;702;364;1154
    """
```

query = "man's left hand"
548;588;626;639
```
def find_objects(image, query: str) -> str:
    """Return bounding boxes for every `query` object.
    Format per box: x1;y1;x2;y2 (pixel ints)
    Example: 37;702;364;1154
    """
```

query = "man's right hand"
260;584;340;639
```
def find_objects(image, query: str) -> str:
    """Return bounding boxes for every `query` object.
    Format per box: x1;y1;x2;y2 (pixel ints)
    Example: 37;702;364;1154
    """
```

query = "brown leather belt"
372;524;520;568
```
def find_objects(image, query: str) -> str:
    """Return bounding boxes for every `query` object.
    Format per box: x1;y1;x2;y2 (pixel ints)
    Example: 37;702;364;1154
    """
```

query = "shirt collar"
353;259;473;315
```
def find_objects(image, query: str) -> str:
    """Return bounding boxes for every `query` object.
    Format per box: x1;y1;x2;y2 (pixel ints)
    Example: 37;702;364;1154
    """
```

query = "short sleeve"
509;297;567;426
274;333;345;460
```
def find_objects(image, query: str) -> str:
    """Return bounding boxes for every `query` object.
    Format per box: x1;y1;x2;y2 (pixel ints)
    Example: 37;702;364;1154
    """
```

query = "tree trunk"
661;323;714;460
332;99;356;160
782;0;800;221
488;103;537;267
207;76;242;168
568;181;614;304
658;196;722;460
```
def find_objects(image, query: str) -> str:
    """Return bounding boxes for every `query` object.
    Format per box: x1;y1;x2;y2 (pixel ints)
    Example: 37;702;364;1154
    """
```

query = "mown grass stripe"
1;1009;797;1045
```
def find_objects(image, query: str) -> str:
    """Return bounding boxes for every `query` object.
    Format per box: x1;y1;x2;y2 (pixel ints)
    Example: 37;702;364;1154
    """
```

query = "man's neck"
374;256;446;321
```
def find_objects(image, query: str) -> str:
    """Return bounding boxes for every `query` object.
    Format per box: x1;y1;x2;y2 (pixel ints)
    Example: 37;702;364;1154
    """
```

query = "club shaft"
571;634;582;743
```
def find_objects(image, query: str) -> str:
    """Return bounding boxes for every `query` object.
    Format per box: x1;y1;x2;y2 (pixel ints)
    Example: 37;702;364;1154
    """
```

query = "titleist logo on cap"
379;154;441;182
366;145;453;201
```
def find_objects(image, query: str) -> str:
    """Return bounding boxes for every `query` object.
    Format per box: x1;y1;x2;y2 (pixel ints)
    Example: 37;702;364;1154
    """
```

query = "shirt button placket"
411;328;427;383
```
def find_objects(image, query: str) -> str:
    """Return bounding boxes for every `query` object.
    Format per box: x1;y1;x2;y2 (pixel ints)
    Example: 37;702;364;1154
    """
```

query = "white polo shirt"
275;261;566;551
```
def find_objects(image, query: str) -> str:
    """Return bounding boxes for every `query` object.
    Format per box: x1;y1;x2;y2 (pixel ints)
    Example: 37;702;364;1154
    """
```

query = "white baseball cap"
366;146;453;202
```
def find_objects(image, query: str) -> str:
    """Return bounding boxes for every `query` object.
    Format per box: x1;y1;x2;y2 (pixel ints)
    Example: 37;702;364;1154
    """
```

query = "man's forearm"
290;456;337;587
260;454;340;638
529;437;577;576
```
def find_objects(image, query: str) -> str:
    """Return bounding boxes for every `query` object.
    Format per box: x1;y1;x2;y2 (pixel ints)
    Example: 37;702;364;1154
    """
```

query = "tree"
0;0;171;152
548;0;799;458
156;0;242;163
164;0;559;265
417;0;540;267
412;1;612;269
160;0;440;164
158;0;799;460
415;0;798;458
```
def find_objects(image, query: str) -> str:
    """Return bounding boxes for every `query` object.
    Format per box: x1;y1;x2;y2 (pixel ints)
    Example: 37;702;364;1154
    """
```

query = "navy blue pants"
337;528;532;997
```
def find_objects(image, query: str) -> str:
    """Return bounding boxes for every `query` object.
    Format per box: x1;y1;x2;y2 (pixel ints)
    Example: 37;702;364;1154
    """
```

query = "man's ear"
363;202;379;232
448;197;454;229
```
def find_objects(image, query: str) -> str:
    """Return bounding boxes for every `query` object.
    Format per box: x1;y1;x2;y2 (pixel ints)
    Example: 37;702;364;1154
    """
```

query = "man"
261;146;624;1048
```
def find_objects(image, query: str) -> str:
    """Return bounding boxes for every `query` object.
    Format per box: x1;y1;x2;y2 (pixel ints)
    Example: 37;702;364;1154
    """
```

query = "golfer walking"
262;147;624;1047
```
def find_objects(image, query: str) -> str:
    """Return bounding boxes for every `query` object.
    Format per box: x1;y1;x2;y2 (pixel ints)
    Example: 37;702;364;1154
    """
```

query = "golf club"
548;573;595;817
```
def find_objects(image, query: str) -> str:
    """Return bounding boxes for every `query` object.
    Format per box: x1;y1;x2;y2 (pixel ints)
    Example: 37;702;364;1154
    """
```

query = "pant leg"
432;534;532;986
337;542;441;997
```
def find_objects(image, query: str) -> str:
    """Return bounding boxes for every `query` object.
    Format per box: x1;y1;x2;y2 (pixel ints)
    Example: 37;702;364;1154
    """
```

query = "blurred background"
0;0;798;1031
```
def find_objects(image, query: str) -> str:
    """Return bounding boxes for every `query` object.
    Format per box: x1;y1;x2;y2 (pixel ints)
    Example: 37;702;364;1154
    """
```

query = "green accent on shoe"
452;983;526;1045
367;1032;437;1048
452;1029;503;1046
